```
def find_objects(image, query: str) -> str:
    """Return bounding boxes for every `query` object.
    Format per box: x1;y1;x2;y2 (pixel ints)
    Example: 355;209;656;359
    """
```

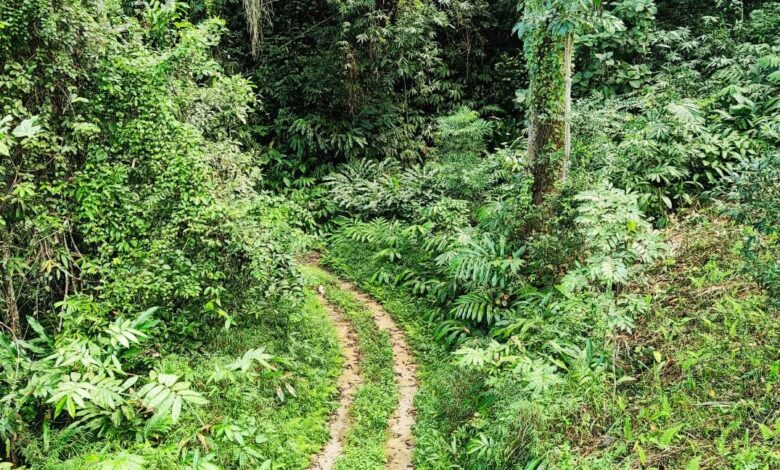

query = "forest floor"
304;260;419;469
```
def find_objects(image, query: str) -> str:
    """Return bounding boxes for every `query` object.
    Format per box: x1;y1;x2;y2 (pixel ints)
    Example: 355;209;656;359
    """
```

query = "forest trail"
309;287;363;470
307;261;419;470
337;279;419;469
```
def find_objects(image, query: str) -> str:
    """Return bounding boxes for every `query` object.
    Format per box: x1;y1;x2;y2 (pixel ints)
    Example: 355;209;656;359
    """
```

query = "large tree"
521;0;577;205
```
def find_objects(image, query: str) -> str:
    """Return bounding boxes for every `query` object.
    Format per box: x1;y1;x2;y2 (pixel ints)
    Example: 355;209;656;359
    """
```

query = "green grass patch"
299;264;397;470
611;214;780;469
48;292;342;469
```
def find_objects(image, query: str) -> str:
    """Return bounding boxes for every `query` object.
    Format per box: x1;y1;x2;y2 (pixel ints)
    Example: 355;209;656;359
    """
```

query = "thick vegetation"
1;2;313;467
1;0;779;469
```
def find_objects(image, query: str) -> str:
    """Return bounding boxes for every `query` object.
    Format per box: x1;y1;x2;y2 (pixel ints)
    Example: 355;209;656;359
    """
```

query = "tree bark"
562;33;573;183
525;7;567;205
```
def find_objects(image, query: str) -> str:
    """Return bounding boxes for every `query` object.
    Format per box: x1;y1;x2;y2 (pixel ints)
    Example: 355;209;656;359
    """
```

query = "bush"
0;4;308;464
721;154;780;303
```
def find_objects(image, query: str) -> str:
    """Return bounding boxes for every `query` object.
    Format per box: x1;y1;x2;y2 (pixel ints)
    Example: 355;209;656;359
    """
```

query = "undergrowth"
616;212;780;468
325;210;780;469
45;293;342;469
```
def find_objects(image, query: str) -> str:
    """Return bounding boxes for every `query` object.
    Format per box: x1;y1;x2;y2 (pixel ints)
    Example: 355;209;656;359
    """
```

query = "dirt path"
306;259;419;470
309;287;363;470
337;280;419;470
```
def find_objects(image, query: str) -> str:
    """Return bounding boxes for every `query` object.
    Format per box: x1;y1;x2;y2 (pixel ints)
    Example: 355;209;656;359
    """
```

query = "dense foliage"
319;1;779;467
1;1;310;467
1;0;779;468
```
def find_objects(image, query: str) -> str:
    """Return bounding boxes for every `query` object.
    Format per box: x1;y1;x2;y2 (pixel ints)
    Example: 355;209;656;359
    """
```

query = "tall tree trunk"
562;33;573;182
525;1;569;205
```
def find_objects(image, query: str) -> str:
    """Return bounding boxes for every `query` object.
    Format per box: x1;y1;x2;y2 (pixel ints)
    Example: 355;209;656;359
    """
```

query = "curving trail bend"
308;264;418;470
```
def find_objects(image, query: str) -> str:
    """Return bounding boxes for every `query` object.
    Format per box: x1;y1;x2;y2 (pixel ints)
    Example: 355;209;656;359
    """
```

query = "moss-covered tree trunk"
563;33;573;182
524;0;570;205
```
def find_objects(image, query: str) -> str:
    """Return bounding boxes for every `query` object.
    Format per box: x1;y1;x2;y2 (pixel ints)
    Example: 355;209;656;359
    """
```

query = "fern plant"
0;303;208;453
436;234;528;326
562;183;667;292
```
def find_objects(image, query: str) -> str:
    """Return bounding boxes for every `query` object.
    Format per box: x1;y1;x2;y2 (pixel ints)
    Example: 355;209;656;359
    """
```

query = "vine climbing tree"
519;0;583;205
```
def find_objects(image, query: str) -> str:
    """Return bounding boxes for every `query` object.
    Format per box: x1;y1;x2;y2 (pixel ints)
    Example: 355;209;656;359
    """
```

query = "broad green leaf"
12;117;42;138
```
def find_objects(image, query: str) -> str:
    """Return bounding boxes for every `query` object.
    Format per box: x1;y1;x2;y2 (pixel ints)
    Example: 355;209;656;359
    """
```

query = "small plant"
562;183;667;292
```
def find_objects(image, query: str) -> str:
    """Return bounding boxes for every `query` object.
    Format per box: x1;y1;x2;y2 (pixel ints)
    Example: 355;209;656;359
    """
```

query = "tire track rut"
338;281;418;470
309;287;363;470
307;264;419;469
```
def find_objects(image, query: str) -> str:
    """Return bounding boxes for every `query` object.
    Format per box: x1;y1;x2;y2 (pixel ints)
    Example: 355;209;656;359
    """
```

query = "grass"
611;212;780;468
48;292;342;469
299;264;397;470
